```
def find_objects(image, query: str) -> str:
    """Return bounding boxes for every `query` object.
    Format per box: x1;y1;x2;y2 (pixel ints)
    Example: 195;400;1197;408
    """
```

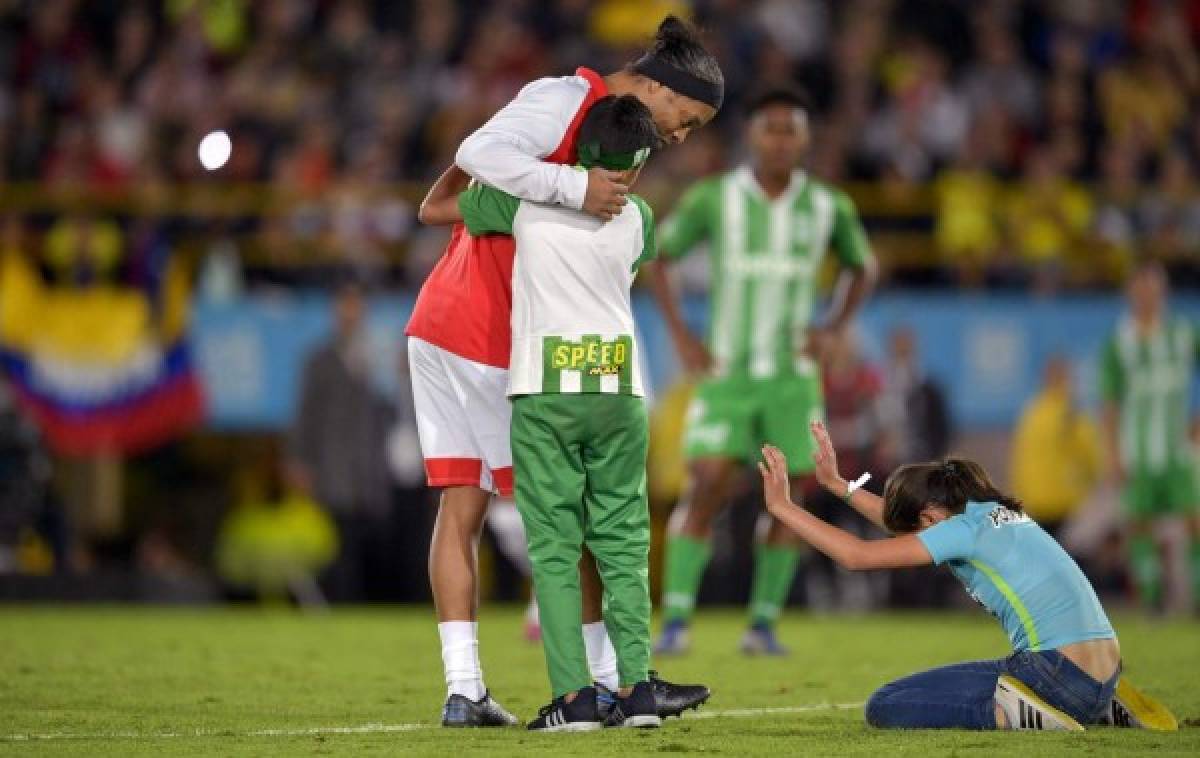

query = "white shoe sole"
615;714;662;728
532;721;604;732
996;676;1085;731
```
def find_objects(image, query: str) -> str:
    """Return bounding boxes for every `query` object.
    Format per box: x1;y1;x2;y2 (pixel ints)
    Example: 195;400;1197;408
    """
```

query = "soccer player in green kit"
648;87;876;655
1101;261;1200;613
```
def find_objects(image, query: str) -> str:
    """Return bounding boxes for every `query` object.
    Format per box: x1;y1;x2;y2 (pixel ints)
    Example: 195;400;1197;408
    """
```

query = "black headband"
632;55;723;110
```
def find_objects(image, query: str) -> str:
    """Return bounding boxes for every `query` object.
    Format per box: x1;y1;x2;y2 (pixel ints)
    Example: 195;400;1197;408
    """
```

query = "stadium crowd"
2;0;1200;287
0;1;1187;613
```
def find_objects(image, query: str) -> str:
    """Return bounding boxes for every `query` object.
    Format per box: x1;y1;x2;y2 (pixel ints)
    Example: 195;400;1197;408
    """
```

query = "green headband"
578;142;652;171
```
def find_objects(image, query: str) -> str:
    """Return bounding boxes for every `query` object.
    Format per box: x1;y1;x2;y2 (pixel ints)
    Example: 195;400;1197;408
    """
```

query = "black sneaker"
527;686;603;732
604;680;662;728
595;682;617;720
441;690;520;727
649;670;711;718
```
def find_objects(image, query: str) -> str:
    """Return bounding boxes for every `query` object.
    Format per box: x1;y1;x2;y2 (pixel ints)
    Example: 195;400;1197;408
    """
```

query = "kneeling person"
455;95;662;731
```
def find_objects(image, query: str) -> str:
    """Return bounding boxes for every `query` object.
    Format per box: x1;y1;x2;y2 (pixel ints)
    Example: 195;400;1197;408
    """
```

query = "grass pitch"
0;606;1196;755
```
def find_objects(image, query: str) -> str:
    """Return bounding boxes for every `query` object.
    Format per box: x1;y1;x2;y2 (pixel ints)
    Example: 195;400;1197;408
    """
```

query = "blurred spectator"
880;326;951;465
934;127;1002;285
1140;150;1200;262
287;277;396;602
1009;356;1102;541
1099;49;1186;154
1003;146;1092;291
861;37;969;182
1;1;1200;287
822;331;890;479
806;332;889;611
1092;140;1143;273
877;326;959;609
0;376;66;574
962;12;1039;129
43;215;124;287
215;459;337;606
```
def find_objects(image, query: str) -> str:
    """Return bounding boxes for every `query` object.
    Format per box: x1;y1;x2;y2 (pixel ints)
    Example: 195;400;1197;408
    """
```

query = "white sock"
583;621;619;691
438;621;485;700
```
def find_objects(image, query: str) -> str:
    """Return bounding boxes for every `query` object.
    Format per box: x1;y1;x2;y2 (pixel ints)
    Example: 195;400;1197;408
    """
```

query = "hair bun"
654;15;697;48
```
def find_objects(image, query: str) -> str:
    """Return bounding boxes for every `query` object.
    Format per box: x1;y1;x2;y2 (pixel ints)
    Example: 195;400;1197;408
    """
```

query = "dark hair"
745;86;811;117
642;16;724;91
882;458;1023;533
576;95;661;166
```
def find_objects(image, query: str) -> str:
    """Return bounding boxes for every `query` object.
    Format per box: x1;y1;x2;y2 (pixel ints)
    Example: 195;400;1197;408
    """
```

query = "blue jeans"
865;650;1120;730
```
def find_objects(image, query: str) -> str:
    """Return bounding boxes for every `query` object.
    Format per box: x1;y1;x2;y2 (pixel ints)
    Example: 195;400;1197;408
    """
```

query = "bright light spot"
198;130;232;171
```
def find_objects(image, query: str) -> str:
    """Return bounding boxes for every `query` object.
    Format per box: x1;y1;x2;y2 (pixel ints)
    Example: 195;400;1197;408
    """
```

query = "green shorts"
1123;462;1199;519
682;372;823;475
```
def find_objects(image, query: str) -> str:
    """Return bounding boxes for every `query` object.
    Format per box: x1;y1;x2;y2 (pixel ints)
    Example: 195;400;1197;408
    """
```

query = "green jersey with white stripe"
1100;317;1200;473
659;167;872;379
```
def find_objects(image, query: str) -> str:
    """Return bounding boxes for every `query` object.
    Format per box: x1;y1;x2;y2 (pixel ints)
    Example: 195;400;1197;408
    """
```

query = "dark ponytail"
882;458;1023;534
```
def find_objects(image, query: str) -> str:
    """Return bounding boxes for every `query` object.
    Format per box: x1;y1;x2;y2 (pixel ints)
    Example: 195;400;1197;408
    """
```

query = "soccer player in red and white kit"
407;17;725;727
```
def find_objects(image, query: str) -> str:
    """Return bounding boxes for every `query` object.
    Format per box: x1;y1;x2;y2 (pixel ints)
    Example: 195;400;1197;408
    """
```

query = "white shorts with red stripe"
408;337;513;496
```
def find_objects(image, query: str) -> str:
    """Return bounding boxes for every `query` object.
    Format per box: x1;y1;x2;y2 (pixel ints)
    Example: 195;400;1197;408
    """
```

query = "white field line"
0;701;864;742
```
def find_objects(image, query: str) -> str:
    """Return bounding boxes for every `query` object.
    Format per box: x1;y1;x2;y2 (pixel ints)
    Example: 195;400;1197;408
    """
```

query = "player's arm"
1099;339;1125;483
455;79;626;219
759;444;931;570
417;165;471;226
456;182;519;237
630;195;657;271
820;191;877;334
809;420;887;530
645;180;716;374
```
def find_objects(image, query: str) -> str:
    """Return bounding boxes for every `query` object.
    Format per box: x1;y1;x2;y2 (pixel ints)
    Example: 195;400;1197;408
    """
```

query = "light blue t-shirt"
917;501;1115;652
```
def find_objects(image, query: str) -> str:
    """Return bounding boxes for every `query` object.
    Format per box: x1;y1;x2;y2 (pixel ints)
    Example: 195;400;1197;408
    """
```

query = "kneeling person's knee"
864;682;901;728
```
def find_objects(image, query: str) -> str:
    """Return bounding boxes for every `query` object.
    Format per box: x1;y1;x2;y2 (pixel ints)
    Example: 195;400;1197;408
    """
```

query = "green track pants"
510;393;651;697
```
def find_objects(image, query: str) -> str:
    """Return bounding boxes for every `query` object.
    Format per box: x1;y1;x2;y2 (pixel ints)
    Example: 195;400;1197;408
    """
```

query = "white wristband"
844;472;871;499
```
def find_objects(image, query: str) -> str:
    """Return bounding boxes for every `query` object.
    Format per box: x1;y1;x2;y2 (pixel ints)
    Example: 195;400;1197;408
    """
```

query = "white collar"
736;165;807;203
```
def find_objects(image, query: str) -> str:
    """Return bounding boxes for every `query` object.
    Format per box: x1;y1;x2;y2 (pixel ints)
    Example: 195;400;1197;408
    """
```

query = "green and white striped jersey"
1101;317;1199;473
659;167;872;379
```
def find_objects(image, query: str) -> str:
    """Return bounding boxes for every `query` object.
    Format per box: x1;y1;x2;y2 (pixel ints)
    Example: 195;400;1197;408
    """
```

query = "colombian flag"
0;251;204;455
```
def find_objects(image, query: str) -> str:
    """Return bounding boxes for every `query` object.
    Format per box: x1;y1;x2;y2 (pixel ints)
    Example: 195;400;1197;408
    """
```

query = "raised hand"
758;444;793;514
810;420;847;494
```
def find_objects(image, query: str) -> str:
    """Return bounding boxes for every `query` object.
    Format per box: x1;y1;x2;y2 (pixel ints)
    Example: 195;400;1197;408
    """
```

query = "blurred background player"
648;87;876;655
408;16;723;725
1100;261;1200;614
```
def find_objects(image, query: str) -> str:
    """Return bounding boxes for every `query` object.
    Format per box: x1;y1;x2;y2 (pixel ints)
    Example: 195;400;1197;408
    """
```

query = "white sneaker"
994;675;1085;731
1103;677;1178;731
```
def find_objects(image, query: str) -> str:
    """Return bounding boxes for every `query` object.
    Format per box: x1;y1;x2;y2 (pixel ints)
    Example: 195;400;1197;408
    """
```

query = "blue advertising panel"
190;292;1200;430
